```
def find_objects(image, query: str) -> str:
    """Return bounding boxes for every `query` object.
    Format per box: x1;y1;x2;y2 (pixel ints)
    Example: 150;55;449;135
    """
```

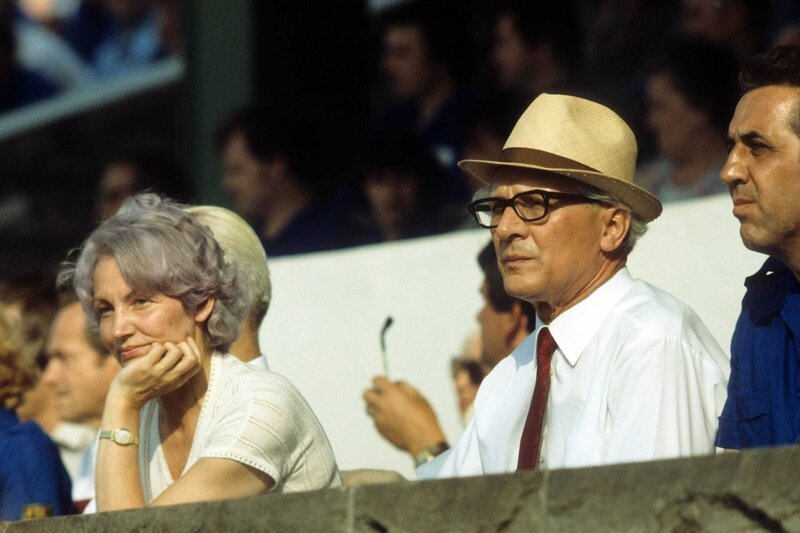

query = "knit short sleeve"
197;359;339;491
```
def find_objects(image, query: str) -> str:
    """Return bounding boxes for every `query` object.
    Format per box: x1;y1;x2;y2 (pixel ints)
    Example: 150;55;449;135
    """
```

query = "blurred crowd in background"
1;0;800;260
2;0;180;109
0;0;799;518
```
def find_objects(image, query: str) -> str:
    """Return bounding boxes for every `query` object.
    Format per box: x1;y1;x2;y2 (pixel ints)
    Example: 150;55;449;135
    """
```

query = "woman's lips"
118;344;147;362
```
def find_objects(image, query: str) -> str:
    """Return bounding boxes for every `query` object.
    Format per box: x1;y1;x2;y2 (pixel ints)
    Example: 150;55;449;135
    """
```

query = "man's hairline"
742;83;800;139
48;302;111;364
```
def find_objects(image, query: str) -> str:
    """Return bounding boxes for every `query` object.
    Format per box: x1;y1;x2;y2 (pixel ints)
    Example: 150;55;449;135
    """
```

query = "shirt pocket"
735;391;770;447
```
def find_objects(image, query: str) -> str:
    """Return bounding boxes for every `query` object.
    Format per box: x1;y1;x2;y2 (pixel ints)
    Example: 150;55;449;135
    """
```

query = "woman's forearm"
95;391;145;511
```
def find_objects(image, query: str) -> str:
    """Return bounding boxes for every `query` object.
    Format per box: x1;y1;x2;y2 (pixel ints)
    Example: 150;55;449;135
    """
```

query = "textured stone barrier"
3;446;799;532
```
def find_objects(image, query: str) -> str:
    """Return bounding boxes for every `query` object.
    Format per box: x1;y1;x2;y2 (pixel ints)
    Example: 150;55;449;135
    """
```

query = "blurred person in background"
346;130;467;245
0;12;59;112
637;38;739;202
773;21;800;48
0;311;74;520
460;98;519;193
60;0;116;63
364;242;535;468
12;0;92;90
91;0;175;79
215;104;348;256
490;1;583;110
578;0;675;160
0;272;59;432
42;296;120;512
186;205;271;371
679;0;767;62
17;0;79;29
374;0;474;197
0;272;98;489
93;150;192;221
450;337;487;425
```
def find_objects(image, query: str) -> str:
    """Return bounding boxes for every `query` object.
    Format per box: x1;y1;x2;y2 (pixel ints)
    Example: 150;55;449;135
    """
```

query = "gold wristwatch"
99;428;139;446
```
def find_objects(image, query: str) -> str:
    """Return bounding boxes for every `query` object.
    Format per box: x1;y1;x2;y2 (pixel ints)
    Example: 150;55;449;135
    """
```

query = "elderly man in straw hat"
417;93;730;478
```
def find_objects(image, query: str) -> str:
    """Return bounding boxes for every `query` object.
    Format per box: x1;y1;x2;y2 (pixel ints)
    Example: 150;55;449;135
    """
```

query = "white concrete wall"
260;192;765;478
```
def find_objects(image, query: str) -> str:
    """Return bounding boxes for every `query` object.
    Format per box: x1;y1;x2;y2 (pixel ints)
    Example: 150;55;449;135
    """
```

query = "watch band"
414;441;450;467
99;427;139;446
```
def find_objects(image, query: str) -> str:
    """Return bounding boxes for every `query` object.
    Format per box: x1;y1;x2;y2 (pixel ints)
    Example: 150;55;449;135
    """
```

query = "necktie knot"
537;327;557;363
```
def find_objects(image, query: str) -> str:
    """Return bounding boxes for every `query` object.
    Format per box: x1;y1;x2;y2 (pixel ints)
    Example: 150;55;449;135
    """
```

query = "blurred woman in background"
0;311;73;520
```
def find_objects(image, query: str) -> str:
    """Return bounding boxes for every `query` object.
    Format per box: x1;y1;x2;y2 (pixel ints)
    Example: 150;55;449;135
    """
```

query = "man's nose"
41;358;58;386
493;203;526;240
720;146;747;186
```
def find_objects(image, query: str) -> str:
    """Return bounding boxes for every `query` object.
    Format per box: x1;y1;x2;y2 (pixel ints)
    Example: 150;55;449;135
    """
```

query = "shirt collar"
50;423;98;451
544;267;635;366
744;257;800;322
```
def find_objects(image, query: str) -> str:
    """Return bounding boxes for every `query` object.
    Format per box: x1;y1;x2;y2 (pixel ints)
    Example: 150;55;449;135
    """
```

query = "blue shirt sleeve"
0;423;74;520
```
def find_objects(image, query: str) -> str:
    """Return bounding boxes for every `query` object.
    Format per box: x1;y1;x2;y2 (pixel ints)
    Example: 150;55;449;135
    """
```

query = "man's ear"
194;296;215;324
599;207;631;254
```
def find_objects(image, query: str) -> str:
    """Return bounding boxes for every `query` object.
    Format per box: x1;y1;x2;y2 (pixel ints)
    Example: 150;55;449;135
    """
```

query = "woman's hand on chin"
109;337;203;409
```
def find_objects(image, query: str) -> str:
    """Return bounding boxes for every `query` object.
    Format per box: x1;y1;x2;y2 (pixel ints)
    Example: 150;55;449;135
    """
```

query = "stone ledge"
5;445;800;532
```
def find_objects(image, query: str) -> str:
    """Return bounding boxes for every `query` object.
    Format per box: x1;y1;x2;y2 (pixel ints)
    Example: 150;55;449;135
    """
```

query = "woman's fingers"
117;339;204;403
155;341;202;386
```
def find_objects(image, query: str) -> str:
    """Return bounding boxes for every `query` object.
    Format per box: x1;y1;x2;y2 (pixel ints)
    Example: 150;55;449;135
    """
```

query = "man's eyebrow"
738;131;768;145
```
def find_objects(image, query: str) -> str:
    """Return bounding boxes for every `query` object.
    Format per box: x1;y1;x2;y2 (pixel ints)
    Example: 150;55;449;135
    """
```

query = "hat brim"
459;158;662;223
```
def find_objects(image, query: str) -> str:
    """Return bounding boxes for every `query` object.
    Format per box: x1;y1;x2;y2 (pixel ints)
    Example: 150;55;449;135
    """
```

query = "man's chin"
503;281;538;302
739;228;772;257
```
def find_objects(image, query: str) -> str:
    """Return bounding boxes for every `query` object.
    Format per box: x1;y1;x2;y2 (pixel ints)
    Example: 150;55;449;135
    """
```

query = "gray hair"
186;205;271;329
59;193;249;352
576;183;647;257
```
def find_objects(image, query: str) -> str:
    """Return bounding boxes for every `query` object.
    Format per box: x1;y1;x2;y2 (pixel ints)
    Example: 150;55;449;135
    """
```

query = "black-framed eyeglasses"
468;189;603;228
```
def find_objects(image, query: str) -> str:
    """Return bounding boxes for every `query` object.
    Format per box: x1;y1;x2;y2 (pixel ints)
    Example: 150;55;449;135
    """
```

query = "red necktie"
517;327;557;471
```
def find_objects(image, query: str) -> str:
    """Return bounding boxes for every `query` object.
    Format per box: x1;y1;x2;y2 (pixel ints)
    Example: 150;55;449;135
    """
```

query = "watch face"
115;428;132;444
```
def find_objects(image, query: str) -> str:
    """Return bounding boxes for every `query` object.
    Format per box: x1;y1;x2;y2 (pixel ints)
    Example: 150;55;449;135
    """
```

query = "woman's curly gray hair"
59;193;249;352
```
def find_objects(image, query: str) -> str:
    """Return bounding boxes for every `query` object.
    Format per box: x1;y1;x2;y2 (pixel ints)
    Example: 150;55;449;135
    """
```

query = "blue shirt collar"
744;257;800;323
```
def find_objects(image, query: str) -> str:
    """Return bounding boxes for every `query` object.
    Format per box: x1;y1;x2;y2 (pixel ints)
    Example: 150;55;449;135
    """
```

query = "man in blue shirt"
717;45;800;448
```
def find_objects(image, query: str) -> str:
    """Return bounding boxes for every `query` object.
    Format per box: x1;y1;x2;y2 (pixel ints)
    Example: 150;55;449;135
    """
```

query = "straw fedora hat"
458;93;662;222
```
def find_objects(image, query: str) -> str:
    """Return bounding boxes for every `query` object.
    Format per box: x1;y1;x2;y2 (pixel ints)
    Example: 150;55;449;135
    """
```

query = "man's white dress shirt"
418;268;730;478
